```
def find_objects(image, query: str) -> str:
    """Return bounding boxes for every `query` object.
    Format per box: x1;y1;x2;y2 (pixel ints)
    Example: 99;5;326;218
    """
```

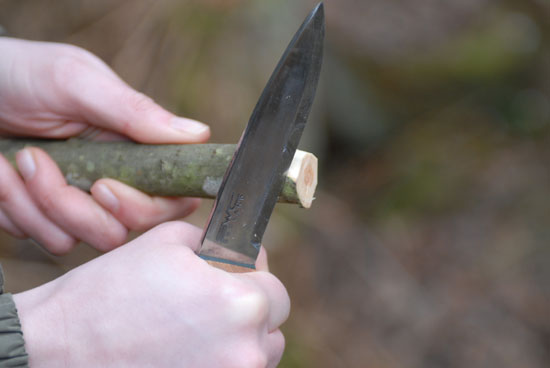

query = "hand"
0;38;211;253
14;222;289;368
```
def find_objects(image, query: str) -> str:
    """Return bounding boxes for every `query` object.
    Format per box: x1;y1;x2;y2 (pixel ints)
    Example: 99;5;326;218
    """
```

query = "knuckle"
55;43;89;57
61;44;96;61
150;221;192;239
44;236;77;255
7;230;26;240
52;54;90;93
0;182;12;204
0;156;16;204
126;92;156;114
95;235;124;252
224;283;269;326
36;190;59;216
236;351;268;368
116;92;157;137
107;229;127;249
265;273;290;309
148;220;179;233
125;209;157;231
92;221;127;252
272;331;286;360
163;220;199;234
50;44;103;98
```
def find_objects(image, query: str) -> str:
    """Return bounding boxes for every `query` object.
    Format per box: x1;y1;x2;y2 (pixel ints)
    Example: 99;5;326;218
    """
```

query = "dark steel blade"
199;3;324;269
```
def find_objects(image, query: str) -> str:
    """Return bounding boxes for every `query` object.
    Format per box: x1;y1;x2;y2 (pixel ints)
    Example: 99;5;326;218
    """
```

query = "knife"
199;3;324;272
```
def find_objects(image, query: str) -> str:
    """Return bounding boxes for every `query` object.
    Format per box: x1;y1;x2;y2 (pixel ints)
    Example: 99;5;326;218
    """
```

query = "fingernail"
17;149;36;180
171;117;209;135
94;184;119;212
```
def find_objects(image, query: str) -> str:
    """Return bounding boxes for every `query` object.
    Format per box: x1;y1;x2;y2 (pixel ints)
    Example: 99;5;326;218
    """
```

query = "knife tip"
311;2;325;27
314;2;324;15
298;3;323;37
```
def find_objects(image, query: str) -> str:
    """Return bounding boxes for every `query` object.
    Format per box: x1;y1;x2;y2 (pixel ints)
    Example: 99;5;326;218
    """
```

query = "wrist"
14;282;68;367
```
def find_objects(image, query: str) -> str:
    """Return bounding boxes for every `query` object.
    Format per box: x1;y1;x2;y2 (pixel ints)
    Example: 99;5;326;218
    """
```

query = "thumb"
63;60;210;143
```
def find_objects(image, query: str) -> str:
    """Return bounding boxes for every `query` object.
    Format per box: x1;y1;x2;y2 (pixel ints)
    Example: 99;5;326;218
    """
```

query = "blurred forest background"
1;0;550;367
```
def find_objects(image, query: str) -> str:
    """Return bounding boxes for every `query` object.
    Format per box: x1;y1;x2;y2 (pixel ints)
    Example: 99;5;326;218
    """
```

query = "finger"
266;329;286;368
17;148;128;252
0;207;26;238
58;61;210;143
90;179;200;231
255;246;269;272
33;121;89;138
0;120;89;139
0;154;77;254
241;272;291;332
137;221;203;252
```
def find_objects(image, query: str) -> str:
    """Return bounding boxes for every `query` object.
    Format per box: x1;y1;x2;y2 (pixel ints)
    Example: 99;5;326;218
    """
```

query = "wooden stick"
0;139;317;208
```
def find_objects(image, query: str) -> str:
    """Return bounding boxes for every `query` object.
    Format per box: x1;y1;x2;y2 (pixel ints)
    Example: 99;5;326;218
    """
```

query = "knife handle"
206;260;253;273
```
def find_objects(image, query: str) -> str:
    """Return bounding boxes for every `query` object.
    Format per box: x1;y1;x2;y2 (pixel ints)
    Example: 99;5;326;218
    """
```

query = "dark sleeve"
0;265;29;367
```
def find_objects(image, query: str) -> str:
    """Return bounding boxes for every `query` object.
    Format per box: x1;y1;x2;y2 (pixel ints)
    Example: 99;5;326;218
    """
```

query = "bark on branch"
0;139;317;208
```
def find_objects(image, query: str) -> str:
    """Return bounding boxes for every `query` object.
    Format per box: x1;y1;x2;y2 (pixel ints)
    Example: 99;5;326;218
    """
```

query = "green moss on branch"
0;139;305;205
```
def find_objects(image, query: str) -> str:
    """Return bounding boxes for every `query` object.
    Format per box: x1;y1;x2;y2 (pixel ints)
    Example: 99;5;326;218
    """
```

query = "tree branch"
0;139;317;208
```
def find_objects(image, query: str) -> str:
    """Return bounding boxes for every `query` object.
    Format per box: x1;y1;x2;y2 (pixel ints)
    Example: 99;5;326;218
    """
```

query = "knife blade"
199;3;324;272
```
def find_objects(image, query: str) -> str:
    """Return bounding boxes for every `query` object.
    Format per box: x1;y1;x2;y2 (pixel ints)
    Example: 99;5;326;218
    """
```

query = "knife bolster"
205;259;253;273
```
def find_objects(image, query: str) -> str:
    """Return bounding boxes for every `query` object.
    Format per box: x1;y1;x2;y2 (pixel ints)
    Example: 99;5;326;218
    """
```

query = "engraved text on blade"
216;193;245;243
